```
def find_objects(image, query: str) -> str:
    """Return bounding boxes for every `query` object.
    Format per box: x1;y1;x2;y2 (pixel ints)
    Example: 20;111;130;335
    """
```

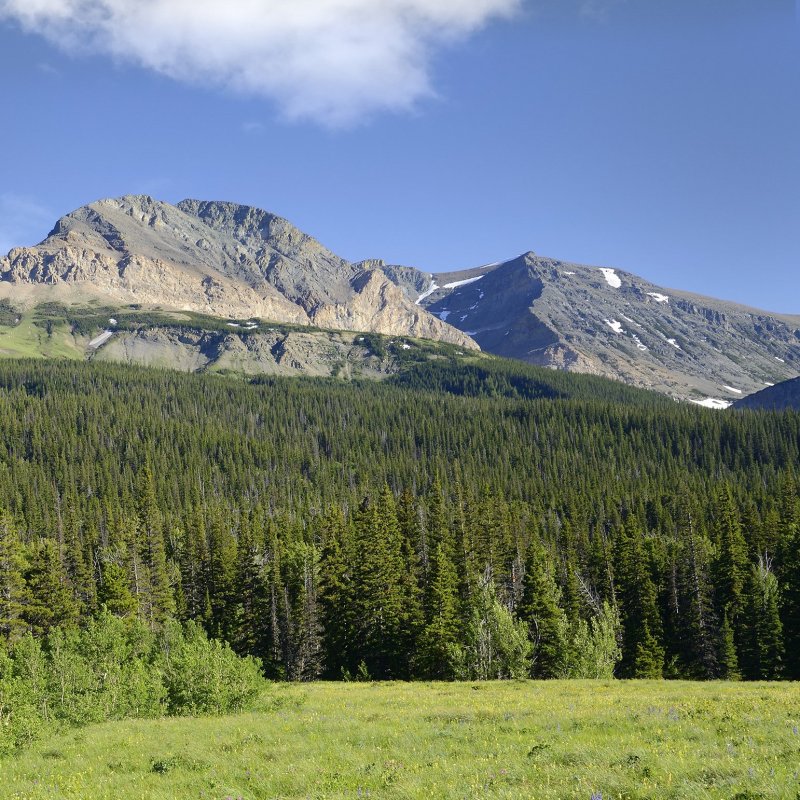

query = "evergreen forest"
1;357;799;696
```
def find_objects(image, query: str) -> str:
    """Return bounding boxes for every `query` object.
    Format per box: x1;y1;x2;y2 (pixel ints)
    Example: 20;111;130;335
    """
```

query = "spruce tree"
0;509;25;641
742;556;784;680
416;541;461;678
615;517;664;678
317;506;354;678
518;540;568;678
352;489;408;679
97;558;137;617
23;538;79;636
777;472;800;678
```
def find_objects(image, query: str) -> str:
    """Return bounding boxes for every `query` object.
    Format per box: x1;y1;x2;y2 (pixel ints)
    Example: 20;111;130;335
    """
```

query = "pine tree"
317;506;354;678
290;545;323;681
742;555;784;680
179;499;210;622
97;558;137;617
711;485;748;674
518;540;568;678
416;541;461;678
717;611;740;680
137;467;175;627
676;502;719;678
206;504;236;639
23;538;79;636
61;491;96;615
615;517;664;678
0;509;25;641
777;472;800;678
712;484;748;622
231;509;264;656
352;489;409;679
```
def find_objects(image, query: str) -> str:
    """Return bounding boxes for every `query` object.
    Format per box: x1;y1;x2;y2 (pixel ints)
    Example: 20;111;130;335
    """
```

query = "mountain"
0;196;475;349
733;376;800;411
1;195;797;401
408;253;799;405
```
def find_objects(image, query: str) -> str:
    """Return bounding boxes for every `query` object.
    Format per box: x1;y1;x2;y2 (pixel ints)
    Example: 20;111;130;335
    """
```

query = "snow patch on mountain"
415;278;439;305
443;275;485;290
691;397;733;410
88;330;114;349
599;268;621;288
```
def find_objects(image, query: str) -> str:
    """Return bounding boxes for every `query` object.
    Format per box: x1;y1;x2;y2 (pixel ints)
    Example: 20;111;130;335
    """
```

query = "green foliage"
562;602;621;679
0;510;25;641
0;299;20;327
0;613;266;754
454;578;532;680
519;541;569;678
0;358;796;689
158;620;264;715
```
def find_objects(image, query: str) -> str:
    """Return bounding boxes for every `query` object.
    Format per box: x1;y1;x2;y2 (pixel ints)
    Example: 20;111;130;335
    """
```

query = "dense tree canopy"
0;358;798;681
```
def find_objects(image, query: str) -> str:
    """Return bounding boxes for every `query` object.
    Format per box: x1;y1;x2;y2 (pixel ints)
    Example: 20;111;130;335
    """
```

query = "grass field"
2;681;799;799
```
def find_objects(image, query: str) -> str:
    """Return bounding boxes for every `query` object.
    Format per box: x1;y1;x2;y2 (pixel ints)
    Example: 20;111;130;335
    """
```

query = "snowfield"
690;397;733;410
88;330;114;349
599;268;622;288
443;275;485;290
415;278;439;305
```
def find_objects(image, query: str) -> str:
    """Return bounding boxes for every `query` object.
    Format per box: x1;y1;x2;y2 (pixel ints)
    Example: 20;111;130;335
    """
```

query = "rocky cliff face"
411;253;800;404
0;196;476;349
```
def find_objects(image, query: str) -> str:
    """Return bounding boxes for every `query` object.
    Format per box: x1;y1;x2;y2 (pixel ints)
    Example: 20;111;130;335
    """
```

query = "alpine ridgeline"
409;255;799;405
0;196;475;349
1;196;797;402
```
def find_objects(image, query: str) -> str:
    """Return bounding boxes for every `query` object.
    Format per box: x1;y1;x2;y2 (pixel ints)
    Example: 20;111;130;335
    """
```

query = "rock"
0;195;477;350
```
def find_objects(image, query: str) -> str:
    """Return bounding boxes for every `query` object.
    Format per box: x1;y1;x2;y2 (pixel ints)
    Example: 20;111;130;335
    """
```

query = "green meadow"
2;680;799;800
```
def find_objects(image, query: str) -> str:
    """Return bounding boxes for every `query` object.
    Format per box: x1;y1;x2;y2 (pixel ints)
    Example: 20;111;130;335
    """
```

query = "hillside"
0;359;797;687
734;375;800;411
0;301;478;380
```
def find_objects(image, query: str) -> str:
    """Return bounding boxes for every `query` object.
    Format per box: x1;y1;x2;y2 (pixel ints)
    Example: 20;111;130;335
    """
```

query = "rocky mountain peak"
0;196;477;350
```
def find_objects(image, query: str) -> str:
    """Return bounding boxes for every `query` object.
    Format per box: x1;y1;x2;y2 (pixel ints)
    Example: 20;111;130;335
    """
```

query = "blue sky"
0;0;797;313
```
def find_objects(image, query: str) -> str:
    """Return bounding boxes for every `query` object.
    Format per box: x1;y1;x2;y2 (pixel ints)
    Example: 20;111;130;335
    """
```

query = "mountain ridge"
0;195;476;350
1;194;797;401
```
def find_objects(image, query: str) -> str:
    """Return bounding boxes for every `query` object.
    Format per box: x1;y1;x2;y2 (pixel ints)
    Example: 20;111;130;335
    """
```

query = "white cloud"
0;194;54;256
0;0;520;126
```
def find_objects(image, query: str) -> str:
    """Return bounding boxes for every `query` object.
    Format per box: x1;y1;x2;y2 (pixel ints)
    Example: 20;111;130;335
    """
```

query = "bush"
159;621;264;715
0;613;267;753
562;602;622;679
